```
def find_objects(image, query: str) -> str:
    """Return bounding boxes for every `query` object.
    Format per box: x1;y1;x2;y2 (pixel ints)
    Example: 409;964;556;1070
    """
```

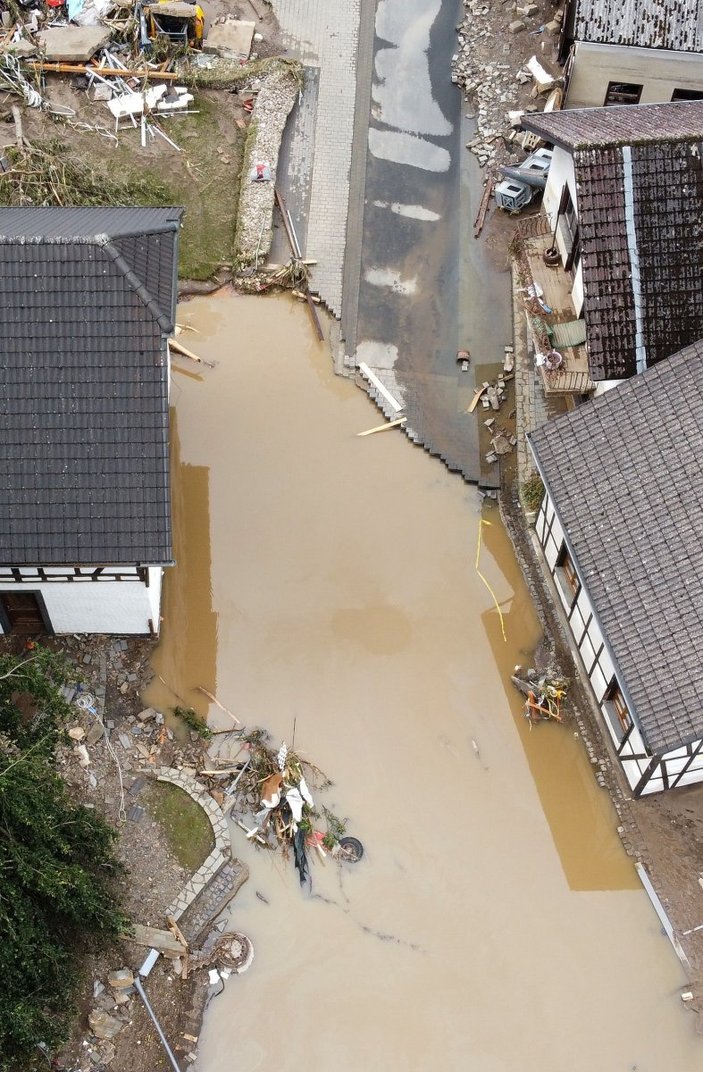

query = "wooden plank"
356;417;407;437
357;362;403;412
467;385;488;413
473;178;494;238
27;61;178;80
131;924;186;958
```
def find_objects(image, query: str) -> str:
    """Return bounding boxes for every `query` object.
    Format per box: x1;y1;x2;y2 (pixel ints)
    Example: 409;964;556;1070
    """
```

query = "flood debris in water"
203;727;359;888
511;665;569;725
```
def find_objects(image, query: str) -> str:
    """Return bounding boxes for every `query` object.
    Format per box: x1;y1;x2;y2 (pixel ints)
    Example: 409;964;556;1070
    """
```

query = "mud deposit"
149;293;698;1070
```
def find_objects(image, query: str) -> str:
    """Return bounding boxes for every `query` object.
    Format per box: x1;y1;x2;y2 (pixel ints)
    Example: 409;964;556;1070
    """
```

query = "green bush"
0;647;128;1070
521;472;545;513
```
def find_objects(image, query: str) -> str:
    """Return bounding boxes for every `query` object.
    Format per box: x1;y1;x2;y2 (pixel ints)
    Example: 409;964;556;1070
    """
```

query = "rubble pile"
451;0;564;171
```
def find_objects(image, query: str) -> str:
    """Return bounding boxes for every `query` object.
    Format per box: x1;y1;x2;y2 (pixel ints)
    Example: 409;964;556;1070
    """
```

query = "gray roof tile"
522;104;703;379
0;207;183;566
528;339;703;754
571;0;703;51
522;100;703;151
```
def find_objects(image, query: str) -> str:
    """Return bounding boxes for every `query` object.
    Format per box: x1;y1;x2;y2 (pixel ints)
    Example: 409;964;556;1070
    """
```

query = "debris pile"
511;665;569;725
202;727;359;888
480;373;510;411
484;419;517;464
0;0;274;153
452;0;565;172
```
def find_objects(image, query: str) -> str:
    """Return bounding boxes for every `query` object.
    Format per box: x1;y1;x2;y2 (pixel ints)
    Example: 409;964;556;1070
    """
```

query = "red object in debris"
47;0;65;7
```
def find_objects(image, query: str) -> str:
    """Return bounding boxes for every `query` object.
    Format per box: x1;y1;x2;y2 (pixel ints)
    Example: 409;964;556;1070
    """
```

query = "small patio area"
517;223;594;397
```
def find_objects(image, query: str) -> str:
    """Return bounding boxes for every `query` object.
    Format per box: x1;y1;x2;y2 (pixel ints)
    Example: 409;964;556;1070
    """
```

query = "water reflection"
143;410;218;723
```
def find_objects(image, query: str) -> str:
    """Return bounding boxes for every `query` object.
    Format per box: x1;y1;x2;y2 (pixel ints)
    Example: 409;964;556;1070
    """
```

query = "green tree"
0;646;128;1070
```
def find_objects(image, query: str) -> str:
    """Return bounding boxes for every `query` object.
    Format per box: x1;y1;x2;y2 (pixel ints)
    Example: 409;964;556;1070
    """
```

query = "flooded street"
150;293;697;1070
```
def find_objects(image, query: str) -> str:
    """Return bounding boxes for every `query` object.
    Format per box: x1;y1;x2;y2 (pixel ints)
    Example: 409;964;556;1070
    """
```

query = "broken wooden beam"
467;384;488;413
473;177;494;238
131;924;187;958
169;337;215;369
166;916;188;950
26;61;179;79
356;417;407;437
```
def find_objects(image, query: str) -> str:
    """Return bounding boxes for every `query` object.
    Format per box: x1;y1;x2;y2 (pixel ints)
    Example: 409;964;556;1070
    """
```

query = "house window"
555;543;579;603
671;88;703;102
556;185;579;267
565;225;581;274
604;82;643;106
604;679;632;742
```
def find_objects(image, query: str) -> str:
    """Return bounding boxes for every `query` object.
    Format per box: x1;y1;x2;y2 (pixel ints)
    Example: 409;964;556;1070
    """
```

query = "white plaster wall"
594;379;623;396
147;567;163;632
569;601;587;644
670;760;703;790
571;261;584;317
566;42;703;109
542;149;576;236
590;659;608;700
0;574;162;635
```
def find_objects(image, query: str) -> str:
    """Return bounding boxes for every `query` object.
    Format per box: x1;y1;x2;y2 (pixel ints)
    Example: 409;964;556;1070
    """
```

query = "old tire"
338;836;364;862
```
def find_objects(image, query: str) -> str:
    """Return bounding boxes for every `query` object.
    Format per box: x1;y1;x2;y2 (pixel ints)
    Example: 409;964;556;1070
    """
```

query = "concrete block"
203;19;255;59
38;26;111;62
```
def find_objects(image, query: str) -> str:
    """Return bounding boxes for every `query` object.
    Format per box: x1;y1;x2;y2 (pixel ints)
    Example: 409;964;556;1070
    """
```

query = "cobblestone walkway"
270;0;360;315
179;858;249;946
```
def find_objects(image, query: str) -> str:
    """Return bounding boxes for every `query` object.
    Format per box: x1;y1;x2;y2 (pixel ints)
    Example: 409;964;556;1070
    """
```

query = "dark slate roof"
522;104;703;379
528;340;703;755
522;100;703;151
571;0;703;51
0;207;183;566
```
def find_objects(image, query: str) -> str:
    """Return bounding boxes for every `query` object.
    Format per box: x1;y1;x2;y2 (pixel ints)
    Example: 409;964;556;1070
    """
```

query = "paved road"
271;0;512;485
270;0;361;316
344;0;512;485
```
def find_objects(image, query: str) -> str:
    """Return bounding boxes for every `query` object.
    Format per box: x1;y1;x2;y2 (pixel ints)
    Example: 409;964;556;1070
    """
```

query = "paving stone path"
269;0;361;315
178;858;249;946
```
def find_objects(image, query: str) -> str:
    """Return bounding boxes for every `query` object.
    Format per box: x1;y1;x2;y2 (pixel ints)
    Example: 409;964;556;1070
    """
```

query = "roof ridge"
101;238;174;335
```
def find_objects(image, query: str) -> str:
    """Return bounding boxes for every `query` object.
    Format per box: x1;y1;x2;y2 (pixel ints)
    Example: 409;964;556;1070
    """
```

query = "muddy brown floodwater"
147;293;699;1070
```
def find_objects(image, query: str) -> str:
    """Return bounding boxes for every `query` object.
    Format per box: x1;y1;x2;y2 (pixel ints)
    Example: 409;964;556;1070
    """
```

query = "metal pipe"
134;975;182;1072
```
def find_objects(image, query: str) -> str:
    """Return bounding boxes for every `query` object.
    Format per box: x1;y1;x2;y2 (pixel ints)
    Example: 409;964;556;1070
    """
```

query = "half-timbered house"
528;339;703;795
0;206;183;635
